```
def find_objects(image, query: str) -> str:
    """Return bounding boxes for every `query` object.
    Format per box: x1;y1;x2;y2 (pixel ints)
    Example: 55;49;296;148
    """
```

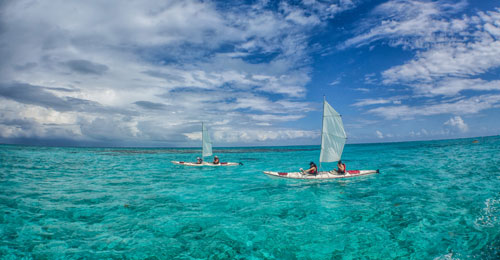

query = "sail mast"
319;96;325;172
201;122;204;158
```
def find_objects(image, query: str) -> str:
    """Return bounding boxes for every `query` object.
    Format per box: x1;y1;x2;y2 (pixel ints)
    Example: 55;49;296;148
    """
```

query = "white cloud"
344;1;500;96
184;132;201;141
376;130;384;139
444;116;468;132
415;78;500;97
368;94;500;119
344;2;500;125
233;95;313;114
302;0;357;20
185;127;319;143
209;127;319;143
1;0;357;145
329;78;341;86
382;33;500;85
352;99;392;107
354;88;370;92
378;7;500;97
352;98;391;107
364;73;377;85
249;114;304;122
281;3;321;26
0;103;88;141
409;128;429;137
344;118;379;129
352;97;403;107
342;0;468;50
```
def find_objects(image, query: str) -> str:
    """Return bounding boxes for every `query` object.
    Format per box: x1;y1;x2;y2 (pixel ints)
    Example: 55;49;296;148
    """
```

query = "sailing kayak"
263;169;379;179
171;161;241;166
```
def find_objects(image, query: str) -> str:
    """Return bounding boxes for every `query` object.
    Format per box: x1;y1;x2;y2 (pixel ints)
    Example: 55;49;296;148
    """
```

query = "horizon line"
0;135;497;149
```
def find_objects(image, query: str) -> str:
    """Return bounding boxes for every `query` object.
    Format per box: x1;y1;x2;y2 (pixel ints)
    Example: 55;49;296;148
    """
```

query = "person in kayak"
213;155;220;164
334;160;346;174
300;162;317;175
196;157;203;164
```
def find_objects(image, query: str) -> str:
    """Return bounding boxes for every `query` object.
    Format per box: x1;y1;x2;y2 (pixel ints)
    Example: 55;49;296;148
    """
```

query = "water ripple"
1;136;499;259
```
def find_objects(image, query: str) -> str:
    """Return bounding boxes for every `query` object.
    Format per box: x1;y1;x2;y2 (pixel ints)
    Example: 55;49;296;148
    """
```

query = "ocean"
1;136;499;259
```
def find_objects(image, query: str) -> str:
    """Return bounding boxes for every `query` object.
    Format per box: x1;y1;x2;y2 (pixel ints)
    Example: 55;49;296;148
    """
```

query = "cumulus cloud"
0;0;360;145
344;1;500;124
409;128;429;137
185;128;319;143
133;101;168;110
379;6;500;96
352;99;391;107
64;60;109;75
329;78;341;86
0;82;107;113
414;78;500;97
301;0;356;20
342;0;468;50
382;33;500;85
351;98;403;107
444;116;468;133
368;94;500;120
212;128;319;143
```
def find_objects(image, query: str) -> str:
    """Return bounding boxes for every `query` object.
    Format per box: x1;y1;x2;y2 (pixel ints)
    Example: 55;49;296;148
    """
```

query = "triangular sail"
319;100;347;163
202;123;213;157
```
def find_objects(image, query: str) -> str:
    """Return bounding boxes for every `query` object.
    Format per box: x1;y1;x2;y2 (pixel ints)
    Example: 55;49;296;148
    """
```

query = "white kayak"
171;161;242;166
263;169;379;179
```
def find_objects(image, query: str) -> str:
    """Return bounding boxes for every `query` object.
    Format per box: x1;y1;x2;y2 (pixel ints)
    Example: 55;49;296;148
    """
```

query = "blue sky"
0;0;499;147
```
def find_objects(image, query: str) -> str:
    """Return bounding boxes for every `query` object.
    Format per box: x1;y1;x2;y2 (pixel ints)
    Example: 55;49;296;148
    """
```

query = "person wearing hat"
213;155;220;164
196;157;203;164
300;161;317;175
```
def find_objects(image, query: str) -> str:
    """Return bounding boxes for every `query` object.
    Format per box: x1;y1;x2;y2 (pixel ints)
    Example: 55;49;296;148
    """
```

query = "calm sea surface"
1;136;499;259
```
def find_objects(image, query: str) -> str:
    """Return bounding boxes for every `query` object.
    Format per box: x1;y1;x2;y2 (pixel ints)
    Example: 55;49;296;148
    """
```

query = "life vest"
338;163;346;173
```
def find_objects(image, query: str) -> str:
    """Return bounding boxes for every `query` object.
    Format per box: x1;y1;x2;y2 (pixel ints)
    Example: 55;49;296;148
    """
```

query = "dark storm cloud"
134;101;167;110
44;87;78;92
143;70;185;82
65;59;109;75
0;82;79;111
0;136;103;147
14;62;37;71
136;120;194;143
0;82;133;115
0;117;35;129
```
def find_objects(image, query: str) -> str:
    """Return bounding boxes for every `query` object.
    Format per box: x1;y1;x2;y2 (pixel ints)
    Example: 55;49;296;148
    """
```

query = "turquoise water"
1;136;499;259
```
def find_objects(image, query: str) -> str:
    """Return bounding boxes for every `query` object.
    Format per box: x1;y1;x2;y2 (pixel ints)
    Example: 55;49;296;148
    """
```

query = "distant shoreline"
1;135;498;149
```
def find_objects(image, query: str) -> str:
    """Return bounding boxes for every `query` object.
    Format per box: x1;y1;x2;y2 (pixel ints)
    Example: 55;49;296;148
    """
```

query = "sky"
0;0;499;147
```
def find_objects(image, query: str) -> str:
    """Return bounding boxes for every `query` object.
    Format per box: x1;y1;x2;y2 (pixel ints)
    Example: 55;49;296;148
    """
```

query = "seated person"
333;160;346;174
213;155;220;164
300;162;317;175
196;157;203;164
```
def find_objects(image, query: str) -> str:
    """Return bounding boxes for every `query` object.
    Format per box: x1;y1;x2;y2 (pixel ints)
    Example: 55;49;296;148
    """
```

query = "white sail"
319;99;347;163
202;123;213;157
